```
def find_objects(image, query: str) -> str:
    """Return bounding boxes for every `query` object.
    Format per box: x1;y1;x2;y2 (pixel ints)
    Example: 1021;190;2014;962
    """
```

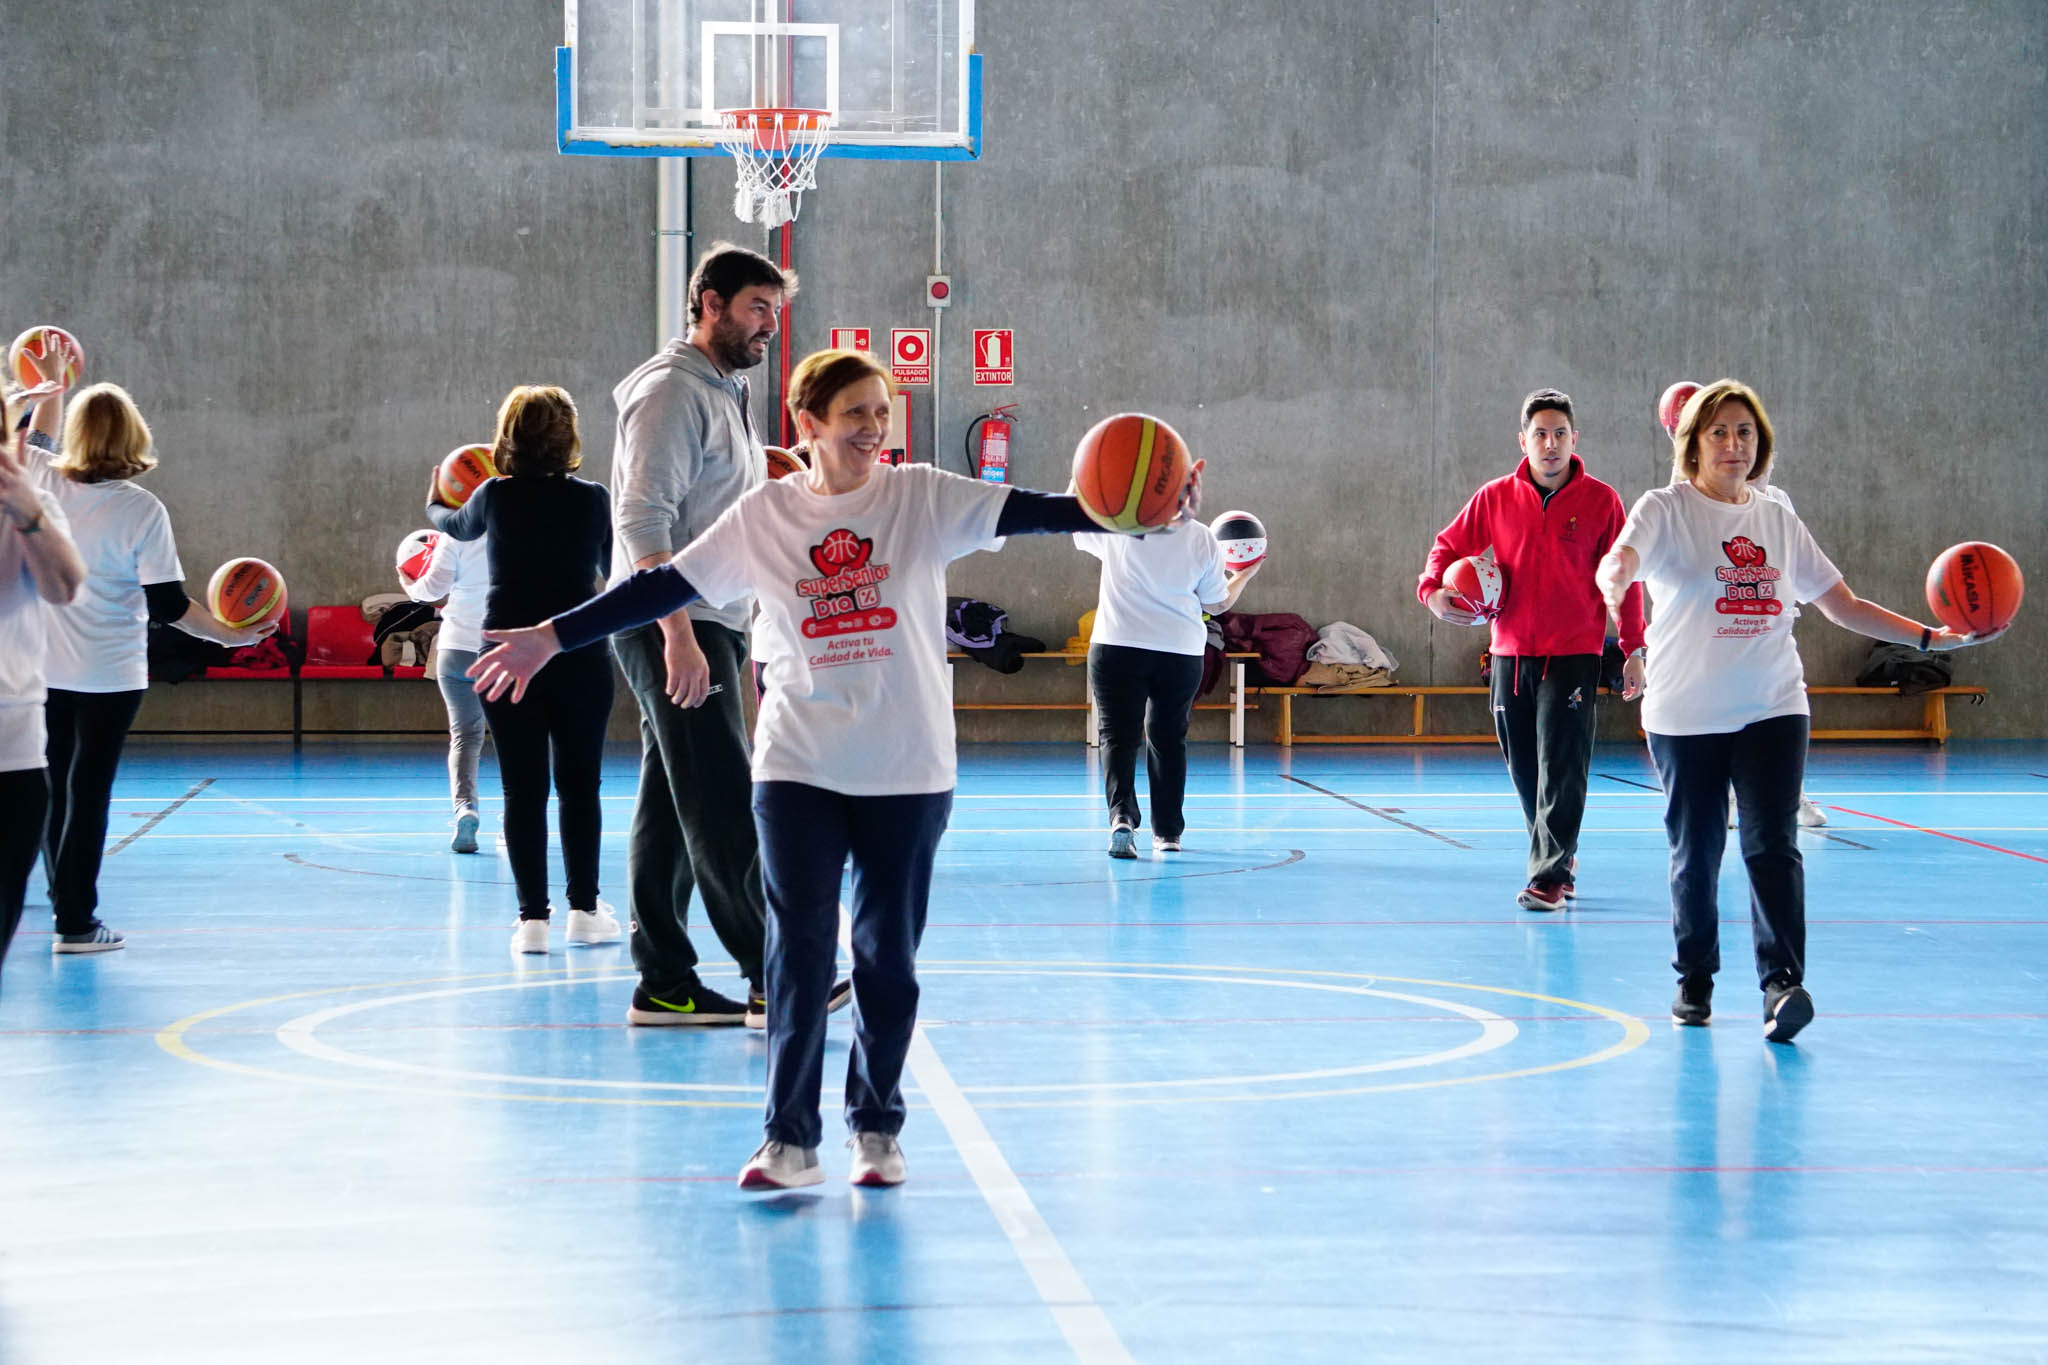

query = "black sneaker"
1763;980;1814;1044
1671;977;1713;1026
743;977;853;1031
626;980;747;1027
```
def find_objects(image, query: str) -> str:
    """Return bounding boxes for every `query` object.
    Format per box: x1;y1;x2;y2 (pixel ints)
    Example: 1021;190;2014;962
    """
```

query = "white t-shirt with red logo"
1614;482;1843;736
673;462;1009;796
1075;520;1229;657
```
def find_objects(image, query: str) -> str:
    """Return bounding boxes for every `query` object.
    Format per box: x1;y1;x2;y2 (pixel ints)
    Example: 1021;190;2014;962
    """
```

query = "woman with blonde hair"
1597;379;2002;1041
428;386;619;955
469;349;1196;1191
25;377;272;953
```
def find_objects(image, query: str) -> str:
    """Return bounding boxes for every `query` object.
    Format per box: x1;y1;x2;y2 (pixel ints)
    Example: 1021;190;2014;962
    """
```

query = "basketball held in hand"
208;558;288;630
395;529;439;583
764;445;809;480
1210;509;1268;571
1072;413;1190;533
1657;380;1700;436
9;325;84;388
1444;553;1505;622
437;444;497;506
1926;542;2023;636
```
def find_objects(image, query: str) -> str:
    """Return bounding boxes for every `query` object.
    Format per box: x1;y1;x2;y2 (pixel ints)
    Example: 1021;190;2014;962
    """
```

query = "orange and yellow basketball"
208;558;288;630
436;444;497;506
9;325;85;388
764;444;809;479
1071;413;1190;533
1926;542;2023;637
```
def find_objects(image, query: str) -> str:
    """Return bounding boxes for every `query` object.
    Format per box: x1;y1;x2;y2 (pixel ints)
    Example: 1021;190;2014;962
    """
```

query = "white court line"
839;910;1133;1364
123;790;2048;805
100;824;2048;842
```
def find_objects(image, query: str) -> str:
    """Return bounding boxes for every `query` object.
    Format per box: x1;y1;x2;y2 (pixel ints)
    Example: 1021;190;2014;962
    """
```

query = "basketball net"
718;108;831;228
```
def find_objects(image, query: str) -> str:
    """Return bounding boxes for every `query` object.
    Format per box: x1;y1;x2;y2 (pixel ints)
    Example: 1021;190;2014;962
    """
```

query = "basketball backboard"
559;0;980;160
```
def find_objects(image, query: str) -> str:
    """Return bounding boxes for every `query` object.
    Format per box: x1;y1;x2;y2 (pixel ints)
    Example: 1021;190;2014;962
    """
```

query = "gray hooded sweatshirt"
608;339;767;632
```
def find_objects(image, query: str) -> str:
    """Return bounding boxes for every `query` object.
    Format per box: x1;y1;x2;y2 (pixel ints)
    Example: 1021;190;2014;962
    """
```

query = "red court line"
1826;805;2048;864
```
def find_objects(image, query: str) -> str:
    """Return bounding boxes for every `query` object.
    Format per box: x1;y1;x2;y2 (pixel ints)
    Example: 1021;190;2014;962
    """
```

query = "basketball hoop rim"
719;107;833;132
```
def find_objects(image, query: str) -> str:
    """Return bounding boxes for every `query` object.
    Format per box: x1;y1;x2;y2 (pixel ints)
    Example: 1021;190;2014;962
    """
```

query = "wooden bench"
948;651;1260;746
1253;683;1987;746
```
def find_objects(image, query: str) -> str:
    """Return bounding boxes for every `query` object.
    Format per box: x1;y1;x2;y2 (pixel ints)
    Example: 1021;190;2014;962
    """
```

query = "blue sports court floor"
3;740;2045;1364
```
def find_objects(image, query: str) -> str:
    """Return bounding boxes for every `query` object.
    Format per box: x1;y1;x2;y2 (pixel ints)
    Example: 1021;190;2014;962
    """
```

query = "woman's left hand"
470;622;563;703
1620;653;1646;700
1929;624;2010;650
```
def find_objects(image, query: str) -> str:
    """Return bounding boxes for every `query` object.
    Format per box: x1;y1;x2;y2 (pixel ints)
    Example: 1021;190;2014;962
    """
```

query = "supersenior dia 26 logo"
1715;536;1783;616
798;529;897;639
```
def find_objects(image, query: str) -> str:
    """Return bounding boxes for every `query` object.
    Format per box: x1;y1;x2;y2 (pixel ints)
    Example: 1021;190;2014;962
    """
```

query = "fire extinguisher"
966;405;1018;483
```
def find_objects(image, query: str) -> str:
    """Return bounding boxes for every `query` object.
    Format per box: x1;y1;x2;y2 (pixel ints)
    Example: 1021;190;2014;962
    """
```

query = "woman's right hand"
470;622;563;703
1595;547;1638;616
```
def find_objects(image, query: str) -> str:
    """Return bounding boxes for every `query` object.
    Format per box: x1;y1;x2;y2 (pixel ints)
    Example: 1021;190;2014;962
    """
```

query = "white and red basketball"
1657;380;1701;436
1444;551;1505;622
395;529;439;584
1209;509;1268;572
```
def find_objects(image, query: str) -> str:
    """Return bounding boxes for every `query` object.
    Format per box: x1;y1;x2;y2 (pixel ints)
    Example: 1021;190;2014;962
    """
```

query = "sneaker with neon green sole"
627;981;747;1027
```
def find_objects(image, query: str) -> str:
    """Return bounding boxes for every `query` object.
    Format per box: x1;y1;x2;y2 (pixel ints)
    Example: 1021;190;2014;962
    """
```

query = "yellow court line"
157;960;1648;1110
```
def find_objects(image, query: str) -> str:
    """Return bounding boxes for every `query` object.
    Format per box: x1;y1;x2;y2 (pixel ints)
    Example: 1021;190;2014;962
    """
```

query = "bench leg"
1280;692;1293;747
1231;661;1245;748
1926;692;1949;744
293;676;303;751
1412;693;1426;738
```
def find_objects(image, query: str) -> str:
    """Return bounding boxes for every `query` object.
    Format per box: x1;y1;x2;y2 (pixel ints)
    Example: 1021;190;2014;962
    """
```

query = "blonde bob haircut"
1672;378;1775;486
492;385;582;477
56;383;157;484
785;348;893;430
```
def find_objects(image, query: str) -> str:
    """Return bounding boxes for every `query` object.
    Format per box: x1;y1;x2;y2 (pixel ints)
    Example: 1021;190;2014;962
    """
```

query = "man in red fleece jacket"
1419;389;1648;911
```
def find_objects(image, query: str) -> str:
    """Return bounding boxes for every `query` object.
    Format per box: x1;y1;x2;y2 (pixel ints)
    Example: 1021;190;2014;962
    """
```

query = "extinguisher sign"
830;327;871;353
890;328;931;386
972;329;1014;385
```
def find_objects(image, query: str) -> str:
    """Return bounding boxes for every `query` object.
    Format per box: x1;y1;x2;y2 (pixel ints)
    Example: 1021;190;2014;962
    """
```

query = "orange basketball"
764;444;809;479
9;325;84;388
437;444;497;506
1925;542;2023;636
1071;412;1190;533
208;558;288;630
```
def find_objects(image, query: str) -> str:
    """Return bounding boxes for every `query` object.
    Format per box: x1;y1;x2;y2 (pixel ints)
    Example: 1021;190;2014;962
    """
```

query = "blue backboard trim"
557;48;981;161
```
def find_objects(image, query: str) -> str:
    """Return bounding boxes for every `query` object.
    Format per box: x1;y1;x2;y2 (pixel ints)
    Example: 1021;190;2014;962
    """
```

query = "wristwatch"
1627;646;1647;661
13;509;44;535
25;430;56;453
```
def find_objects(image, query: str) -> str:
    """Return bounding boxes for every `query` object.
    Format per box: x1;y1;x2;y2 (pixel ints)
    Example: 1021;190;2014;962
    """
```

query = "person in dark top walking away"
1419;388;1648;913
429;386;620;955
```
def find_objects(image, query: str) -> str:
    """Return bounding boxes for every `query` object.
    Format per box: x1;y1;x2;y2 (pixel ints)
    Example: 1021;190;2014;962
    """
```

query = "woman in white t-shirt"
28;382;273;953
469;349;1186;1192
1599;379;2000;1042
1078;521;1256;857
0;381;86;983
399;526;490;852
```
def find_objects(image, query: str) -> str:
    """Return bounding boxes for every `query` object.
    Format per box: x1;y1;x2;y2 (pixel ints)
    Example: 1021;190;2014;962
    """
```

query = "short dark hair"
492;385;582;477
1520;388;1575;428
687;242;796;324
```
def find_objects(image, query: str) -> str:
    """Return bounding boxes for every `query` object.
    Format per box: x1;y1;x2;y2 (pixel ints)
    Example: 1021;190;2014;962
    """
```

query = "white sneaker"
451;809;480;854
52;925;125;954
738;1140;824;1190
1107;825;1137;859
847;1132;907;1187
510;919;549;954
1153;835;1181;853
1797;798;1828;828
565;900;622;945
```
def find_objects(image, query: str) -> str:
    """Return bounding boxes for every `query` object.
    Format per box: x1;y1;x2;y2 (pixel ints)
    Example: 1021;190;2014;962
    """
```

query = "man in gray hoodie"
610;243;814;1028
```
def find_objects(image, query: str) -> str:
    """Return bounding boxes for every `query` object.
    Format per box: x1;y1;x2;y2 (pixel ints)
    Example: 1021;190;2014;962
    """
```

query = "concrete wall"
8;1;2043;738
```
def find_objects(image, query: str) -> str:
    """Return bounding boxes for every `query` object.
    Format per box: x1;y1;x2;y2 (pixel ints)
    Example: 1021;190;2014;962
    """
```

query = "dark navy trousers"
752;781;952;1148
1646;714;1809;990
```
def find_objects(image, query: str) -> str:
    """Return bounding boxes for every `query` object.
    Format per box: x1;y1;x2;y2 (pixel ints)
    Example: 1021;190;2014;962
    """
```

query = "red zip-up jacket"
1417;455;1646;658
